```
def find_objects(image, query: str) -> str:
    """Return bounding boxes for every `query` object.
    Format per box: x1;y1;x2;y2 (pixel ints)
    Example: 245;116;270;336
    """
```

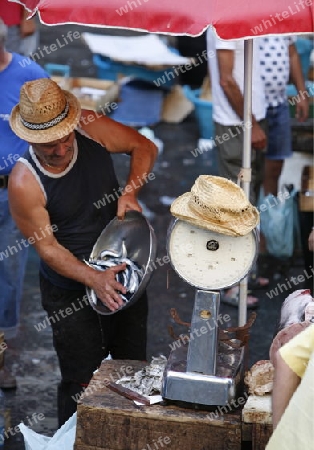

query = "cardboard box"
52;76;119;112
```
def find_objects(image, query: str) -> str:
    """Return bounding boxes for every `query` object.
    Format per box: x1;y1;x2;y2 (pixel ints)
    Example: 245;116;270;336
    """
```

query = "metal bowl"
86;210;157;315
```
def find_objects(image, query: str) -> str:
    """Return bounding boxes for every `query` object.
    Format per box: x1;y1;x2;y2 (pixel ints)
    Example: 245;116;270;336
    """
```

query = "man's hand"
251;122;267;150
296;97;309;122
90;263;127;312
117;193;142;220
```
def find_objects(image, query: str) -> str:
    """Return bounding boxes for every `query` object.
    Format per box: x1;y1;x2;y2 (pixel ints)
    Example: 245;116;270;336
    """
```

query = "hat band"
192;194;248;214
20;102;69;131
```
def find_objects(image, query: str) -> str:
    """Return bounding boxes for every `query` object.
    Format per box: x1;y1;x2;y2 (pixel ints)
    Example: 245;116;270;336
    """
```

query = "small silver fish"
99;249;120;260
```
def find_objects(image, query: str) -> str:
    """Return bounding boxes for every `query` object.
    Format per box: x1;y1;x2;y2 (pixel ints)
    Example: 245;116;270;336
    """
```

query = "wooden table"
74;360;272;450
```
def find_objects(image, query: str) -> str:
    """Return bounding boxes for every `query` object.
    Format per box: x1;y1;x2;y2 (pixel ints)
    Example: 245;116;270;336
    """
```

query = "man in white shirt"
206;27;267;205
206;29;268;308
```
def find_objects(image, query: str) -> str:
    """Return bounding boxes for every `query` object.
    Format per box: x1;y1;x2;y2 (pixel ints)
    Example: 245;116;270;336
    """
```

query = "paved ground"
2;23;313;449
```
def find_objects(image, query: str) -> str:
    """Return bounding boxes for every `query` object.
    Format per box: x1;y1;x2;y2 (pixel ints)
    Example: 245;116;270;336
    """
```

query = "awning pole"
238;39;254;327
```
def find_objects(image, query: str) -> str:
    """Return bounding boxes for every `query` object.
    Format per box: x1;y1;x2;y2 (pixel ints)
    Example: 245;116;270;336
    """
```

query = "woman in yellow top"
267;323;314;449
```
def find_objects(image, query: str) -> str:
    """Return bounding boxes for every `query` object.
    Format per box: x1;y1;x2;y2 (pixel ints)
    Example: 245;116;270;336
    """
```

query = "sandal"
220;286;259;310
248;272;269;290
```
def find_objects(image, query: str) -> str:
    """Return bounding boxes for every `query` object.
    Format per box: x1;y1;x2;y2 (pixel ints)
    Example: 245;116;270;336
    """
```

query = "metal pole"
238;39;254;326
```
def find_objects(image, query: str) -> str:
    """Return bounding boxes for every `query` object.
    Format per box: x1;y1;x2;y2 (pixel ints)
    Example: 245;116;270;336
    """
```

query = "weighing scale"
161;219;258;407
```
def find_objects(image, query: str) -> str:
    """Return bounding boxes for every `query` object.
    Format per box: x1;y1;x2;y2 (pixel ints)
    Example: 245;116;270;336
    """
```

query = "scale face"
167;219;258;291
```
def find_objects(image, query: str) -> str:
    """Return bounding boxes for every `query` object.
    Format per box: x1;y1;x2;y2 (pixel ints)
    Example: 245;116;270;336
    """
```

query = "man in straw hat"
8;77;157;425
0;18;48;389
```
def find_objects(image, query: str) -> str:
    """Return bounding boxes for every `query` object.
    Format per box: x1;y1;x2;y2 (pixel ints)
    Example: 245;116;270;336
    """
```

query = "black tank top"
20;129;120;289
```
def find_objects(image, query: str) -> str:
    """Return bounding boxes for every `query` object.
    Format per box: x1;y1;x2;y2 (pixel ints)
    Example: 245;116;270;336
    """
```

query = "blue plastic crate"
44;63;70;77
286;80;314;97
93;54;175;87
183;85;214;139
110;79;164;127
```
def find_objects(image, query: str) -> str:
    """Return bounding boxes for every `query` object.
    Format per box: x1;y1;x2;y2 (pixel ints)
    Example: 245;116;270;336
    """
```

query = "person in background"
8;78;157;425
206;27;267;204
299;165;314;292
267;323;314;449
259;36;309;197
206;28;268;308
0;19;49;389
0;0;38;56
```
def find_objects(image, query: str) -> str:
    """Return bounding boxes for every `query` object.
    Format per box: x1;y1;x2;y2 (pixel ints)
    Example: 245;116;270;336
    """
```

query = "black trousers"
40;274;148;426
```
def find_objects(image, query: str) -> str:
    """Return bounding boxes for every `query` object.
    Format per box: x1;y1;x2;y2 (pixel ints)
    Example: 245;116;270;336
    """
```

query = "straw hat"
170;175;259;236
10;78;81;144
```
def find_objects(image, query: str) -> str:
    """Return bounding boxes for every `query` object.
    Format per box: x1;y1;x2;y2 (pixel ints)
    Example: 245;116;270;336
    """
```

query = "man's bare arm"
79;111;158;218
20;7;36;37
8;164;126;311
289;43;309;122
217;49;266;150
272;351;300;429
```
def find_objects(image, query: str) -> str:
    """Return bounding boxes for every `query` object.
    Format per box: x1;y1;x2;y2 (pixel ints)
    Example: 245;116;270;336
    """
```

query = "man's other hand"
91;263;127;312
251;122;267;150
117;193;142;220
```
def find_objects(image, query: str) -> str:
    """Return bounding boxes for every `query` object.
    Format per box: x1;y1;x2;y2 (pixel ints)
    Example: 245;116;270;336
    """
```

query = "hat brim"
9;90;81;144
170;192;259;237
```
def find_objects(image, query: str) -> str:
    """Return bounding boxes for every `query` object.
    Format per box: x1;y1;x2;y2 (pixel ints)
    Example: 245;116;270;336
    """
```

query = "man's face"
31;132;75;169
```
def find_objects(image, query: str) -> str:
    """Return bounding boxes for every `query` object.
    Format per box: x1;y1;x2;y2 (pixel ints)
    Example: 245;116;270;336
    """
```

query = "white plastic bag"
258;187;299;259
19;412;76;450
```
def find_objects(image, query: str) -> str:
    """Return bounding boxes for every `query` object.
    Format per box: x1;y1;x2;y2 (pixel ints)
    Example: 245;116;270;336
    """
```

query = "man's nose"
54;142;69;156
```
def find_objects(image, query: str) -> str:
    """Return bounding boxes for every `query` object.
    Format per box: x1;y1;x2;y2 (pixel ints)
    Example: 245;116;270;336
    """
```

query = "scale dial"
167;220;257;290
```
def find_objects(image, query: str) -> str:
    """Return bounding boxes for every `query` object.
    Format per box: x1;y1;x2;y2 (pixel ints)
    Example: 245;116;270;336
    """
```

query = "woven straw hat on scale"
170;175;259;237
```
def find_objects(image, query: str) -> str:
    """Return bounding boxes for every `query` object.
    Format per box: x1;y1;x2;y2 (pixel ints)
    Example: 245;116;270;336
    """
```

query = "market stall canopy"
10;0;314;38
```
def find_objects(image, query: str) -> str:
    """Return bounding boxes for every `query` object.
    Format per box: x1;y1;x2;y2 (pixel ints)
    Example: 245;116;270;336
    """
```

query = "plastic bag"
19;412;76;450
258;186;299;258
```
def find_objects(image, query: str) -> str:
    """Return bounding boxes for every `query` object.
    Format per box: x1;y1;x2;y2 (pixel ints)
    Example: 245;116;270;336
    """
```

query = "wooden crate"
74;360;243;450
52;76;119;111
242;395;273;450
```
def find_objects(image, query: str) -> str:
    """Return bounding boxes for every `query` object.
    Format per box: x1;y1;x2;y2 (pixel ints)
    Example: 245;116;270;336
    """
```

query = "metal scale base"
161;290;246;406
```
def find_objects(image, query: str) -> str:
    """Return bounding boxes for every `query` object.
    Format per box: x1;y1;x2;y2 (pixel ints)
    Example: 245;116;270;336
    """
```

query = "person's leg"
109;291;148;361
39;275;111;426
252;119;267;202
263;102;292;196
215;122;266;205
263;160;284;196
215;123;245;187
0;189;28;388
248;119;269;287
298;210;314;291
214;123;264;305
0;189;28;339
